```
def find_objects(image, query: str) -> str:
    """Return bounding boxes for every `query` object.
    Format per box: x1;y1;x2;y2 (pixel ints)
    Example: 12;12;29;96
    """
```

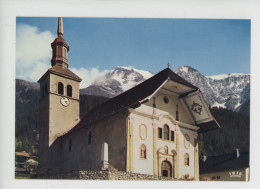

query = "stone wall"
61;110;128;173
43;170;190;180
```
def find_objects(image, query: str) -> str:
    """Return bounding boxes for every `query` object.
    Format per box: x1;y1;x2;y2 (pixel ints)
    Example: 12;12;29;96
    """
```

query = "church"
38;18;220;180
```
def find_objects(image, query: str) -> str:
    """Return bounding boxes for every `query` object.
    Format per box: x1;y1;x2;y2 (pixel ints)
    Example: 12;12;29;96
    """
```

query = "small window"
69;139;72;152
184;153;190;166
67;85;72;97
88;131;92;145
140;144;147;159
58;82;64;95
163;125;169;140
158;128;162;138
217;176;221;180
163;96;169;104
171;131;174;141
212;176;216;180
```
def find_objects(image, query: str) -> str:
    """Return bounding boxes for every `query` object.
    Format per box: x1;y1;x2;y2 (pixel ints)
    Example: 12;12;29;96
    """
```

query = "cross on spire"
167;62;170;68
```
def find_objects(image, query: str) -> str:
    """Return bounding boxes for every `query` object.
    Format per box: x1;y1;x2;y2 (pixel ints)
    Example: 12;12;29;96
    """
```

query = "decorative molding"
194;138;199;180
130;106;198;132
183;91;213;123
197;93;211;117
176;134;179;178
157;124;175;143
161;86;191;96
191;101;203;115
157;137;175;143
182;98;197;124
158;152;173;157
139;144;147;160
49;92;80;101
153;127;157;176
129;108;159;120
130;122;133;172
127;118;134;172
139;124;147;140
146;79;169;101
184;134;190;149
158;114;176;125
127;117;130;171
157;149;175;178
184;153;190;166
164;145;168;154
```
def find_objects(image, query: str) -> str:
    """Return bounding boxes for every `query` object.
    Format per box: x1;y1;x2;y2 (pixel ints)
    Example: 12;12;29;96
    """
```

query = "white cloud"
16;24;54;81
70;67;109;88
16;24;109;88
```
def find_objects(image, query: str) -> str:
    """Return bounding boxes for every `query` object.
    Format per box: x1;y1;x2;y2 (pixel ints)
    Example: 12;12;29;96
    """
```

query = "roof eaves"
49;69;82;82
145;78;170;101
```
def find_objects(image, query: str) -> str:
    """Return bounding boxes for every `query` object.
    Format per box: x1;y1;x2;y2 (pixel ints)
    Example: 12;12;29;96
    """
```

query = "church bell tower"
38;17;82;173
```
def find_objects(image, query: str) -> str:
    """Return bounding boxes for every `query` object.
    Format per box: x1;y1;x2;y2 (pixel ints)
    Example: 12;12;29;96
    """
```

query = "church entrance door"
161;160;172;177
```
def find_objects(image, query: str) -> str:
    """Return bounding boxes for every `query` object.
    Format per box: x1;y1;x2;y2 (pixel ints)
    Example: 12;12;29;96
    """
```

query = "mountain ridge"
15;75;250;158
175;66;250;111
80;66;250;112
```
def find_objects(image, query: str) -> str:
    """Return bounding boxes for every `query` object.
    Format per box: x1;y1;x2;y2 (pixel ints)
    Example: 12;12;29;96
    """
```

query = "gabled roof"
38;65;82;83
65;68;219;135
200;152;249;174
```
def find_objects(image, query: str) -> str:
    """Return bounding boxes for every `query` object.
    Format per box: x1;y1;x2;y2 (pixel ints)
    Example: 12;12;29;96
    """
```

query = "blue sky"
16;17;250;88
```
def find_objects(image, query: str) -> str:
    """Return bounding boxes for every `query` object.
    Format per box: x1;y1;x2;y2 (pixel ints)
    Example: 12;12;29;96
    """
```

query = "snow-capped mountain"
175;66;250;111
81;66;250;111
80;66;153;98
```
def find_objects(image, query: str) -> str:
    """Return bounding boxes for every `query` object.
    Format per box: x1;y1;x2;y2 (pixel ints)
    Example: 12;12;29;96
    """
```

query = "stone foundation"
42;170;191;180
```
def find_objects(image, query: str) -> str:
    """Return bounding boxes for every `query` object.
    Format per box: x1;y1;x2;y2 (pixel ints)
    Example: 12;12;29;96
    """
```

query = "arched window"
140;144;147;159
67;85;72;97
88;131;92;145
163;125;169;140
69;139;72;152
184;153;190;166
58;82;64;95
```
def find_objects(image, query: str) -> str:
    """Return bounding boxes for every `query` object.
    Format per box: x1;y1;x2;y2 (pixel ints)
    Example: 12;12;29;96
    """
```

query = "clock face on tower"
60;97;70;107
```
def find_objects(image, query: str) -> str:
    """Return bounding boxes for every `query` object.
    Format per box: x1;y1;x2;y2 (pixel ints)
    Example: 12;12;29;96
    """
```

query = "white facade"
128;88;200;179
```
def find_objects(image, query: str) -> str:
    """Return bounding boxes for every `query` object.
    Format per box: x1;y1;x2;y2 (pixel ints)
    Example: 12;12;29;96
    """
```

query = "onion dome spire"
51;17;69;68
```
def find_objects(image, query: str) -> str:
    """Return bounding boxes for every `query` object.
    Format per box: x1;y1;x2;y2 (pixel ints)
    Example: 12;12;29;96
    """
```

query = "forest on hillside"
15;79;250;159
199;107;249;157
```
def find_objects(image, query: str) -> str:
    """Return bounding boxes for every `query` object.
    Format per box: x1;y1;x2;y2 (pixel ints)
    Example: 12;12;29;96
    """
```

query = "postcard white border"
0;0;259;189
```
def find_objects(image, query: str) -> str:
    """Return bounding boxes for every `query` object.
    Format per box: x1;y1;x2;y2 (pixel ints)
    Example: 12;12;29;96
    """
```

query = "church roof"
38;65;82;82
66;68;220;135
200;151;249;174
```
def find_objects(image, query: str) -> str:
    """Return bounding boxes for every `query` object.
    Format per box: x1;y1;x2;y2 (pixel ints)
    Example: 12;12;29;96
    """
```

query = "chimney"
236;148;240;158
